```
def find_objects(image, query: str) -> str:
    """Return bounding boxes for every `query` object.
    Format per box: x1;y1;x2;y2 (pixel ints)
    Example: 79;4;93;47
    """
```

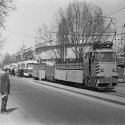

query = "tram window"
94;52;100;62
28;63;34;68
91;52;95;62
100;52;115;62
89;52;100;62
85;53;90;59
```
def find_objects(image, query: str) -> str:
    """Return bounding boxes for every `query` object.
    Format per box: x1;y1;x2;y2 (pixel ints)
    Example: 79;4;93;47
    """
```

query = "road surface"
0;77;125;125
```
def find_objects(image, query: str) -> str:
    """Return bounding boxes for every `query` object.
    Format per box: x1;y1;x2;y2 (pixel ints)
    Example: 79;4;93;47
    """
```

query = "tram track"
104;88;125;98
15;77;125;100
38;79;125;98
106;92;125;98
15;77;125;106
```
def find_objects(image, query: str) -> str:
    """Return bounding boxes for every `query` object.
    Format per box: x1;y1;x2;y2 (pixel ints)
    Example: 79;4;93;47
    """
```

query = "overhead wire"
1;4;125;44
1;26;125;41
1;29;37;38
105;5;125;33
5;5;125;57
106;6;125;16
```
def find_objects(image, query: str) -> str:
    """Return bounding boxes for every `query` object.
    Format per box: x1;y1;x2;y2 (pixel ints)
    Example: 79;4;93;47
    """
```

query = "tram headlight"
112;68;116;72
112;68;118;73
101;68;104;72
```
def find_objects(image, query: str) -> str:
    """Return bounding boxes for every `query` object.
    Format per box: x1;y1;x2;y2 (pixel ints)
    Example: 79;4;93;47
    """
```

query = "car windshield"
100;52;116;62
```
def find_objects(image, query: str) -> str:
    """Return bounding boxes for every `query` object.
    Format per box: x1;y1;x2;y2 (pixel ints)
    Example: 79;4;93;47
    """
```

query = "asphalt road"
6;77;125;125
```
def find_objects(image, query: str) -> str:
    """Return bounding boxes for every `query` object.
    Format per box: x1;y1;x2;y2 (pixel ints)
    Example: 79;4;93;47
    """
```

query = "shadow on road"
7;108;19;113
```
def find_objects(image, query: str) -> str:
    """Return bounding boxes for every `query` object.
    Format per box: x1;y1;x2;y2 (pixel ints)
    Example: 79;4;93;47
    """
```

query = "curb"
34;80;125;106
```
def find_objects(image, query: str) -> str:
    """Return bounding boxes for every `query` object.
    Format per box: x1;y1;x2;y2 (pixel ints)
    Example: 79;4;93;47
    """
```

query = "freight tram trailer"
33;42;118;90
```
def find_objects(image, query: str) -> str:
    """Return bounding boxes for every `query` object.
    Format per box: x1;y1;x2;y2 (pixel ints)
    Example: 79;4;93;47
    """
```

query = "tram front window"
100;52;116;62
93;52;100;62
28;63;34;68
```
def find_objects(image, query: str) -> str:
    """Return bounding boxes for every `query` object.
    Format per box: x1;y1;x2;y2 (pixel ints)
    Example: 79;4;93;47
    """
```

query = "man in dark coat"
0;69;10;114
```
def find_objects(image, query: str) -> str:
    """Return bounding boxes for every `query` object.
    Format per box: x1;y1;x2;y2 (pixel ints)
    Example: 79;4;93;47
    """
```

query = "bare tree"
36;1;115;61
36;24;58;59
0;0;16;66
0;0;15;53
0;0;15;28
56;1;115;60
3;52;10;65
19;42;26;53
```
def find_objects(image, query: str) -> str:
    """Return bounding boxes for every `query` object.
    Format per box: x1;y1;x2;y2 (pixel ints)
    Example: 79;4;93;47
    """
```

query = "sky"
1;0;125;55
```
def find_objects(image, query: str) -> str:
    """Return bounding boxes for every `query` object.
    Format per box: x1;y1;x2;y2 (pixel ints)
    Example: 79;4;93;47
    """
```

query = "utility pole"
122;24;125;67
123;24;125;65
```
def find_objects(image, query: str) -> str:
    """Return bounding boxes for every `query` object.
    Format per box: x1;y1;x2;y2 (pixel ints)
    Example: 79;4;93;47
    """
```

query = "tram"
23;60;37;77
83;41;118;89
33;41;118;90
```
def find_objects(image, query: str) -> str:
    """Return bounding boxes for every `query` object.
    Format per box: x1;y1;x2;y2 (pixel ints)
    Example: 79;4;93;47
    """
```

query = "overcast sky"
1;0;125;55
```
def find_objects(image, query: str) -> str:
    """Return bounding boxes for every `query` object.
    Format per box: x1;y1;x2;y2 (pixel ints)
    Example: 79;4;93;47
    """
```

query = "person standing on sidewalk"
0;69;10;114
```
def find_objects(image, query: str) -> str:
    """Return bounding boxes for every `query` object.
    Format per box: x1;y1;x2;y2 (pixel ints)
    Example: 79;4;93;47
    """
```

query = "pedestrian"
12;68;15;76
0;69;10;114
20;69;24;77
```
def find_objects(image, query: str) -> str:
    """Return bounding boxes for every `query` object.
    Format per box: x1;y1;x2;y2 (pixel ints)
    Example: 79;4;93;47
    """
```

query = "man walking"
0;69;10;114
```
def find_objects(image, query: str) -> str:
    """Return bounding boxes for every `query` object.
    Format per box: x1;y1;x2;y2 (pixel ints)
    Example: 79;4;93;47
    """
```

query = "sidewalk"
0;95;41;125
0;98;24;125
34;80;125;106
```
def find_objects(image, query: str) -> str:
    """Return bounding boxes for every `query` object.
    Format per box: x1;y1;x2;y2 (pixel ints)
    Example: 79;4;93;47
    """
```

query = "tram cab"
84;41;118;90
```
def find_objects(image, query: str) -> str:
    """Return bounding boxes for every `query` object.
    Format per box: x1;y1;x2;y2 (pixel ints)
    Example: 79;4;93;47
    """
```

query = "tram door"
89;54;91;75
85;52;95;76
84;52;95;86
88;52;95;76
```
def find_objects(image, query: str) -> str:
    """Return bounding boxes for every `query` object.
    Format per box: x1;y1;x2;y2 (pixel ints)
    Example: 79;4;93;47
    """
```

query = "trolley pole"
122;24;125;82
